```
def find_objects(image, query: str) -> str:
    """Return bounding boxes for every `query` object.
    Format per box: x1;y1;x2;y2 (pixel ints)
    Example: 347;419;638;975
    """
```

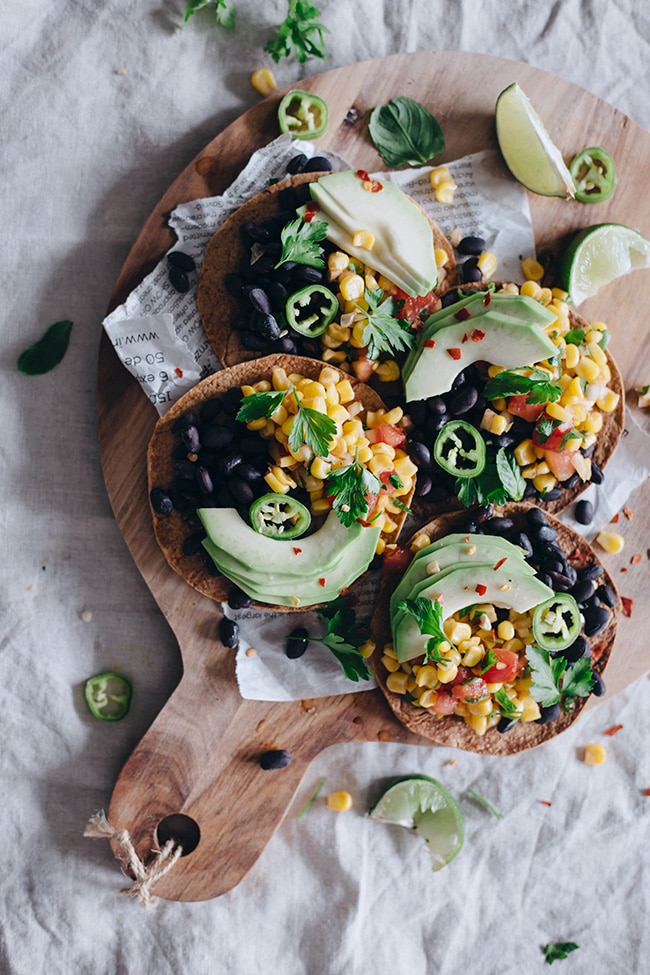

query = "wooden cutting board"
98;51;650;902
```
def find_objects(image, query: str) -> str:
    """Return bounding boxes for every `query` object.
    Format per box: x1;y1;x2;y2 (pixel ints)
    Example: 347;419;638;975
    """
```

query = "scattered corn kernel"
477;251;498;279
520;256;544;281
435;180;457;204
250;67;277;97
327;791;353;812
595;530;625;554
352;229;375;250
582;743;607;766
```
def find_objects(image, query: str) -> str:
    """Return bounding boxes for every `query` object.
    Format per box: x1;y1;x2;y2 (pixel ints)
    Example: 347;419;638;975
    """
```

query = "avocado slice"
392;561;553;662
307;171;438;298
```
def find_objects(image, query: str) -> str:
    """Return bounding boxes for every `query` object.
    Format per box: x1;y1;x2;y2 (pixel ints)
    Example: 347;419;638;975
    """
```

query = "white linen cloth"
2;2;649;973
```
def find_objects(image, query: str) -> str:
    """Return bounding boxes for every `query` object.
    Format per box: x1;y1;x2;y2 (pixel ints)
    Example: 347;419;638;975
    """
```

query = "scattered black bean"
595;583;617;608
172;411;200;436
293;265;323;284
260;749;291;770
167;250;196;273
538;487;562;502
228;476;254;506
483;516;514;536
569;578;596;605
199;424;234;450
414;472;433;497
574;499;594;525
304;156;332;172
590;461;604;485
169;265;190;293
150;487;174;515
459;257;482;282
577;562;604;582
247;286;272;315
286;627;309;659
407;440;432;469
497;717;519;733
447;384;478;416
286;153;308;174
526;507;549;528
456;235;486;255
182;425;201;453
582;604;611;637
219;616;239;649
562;635;590;665
199;397;223;423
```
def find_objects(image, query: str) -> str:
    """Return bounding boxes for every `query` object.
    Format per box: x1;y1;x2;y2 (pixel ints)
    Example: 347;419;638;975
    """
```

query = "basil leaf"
368;96;445;168
495;447;526;501
17;320;73;375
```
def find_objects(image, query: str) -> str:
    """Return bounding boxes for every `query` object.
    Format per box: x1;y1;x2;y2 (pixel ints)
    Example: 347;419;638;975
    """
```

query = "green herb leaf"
325;453;381;526
297;776;326;818
388;472;404;489
466;788;503;819
543;942;579;964
356;288;416;359
236;389;286;422
289;399;336;458
560;429;584;449
368;96;445;168
276;216;328;268
495;447;526;501
317;598;372;681
560;656;595;707
183;0;236;27
563;327;586;346
454;458;510;508
397;596;453;665
534;416;562;446
526;644;562;707
17;320;73;375
265;0;328;64
494;686;521;720
483;369;562;404
478;646;499;674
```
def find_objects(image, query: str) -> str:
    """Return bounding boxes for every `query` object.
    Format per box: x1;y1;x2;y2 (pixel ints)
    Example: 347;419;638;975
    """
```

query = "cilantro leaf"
356;288;416;359
289;400;336;458
560;657;595;708
563;327;586;346
526;645;594;709
184;0;236;27
543;942;579;964
325;453;381;526
454;458;510;508
236;389;286;423
265;0;328;64
483;369;562;405
368;96;445;168
494;686;521;720
495;447;526;501
526;644;562;707
276;217;328;269
397;596;453;664
533;416;561;446
478;646;499;673
17;320;73;375
317;598;372;681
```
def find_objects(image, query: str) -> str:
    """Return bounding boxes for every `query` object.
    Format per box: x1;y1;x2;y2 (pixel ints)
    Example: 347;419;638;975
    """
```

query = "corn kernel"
429;166;452;187
386;672;410;694
595;530;625;554
480;408;510;436
521;256;544;281
582;743;607;766
418;689;439;708
468;699;493;716
246;416;268;432
464;713;488;736
381;653;401;673
374;360;401;383
327;791;353;812
597;389;620;413
352;229;375;250
520;280;542;300
416;665;439;688
520;697;541;722
250;67;277;97
545;401;572;423
339;272;365;301
552;287;569;300
328;251;350;280
497;620;515;641
444;620;472;643
575;355;601;384
514;439;537;466
477;251;498;279
435;179;457;204
538;287;553;305
461;645;485;668
434;247;449;268
587;341;607;367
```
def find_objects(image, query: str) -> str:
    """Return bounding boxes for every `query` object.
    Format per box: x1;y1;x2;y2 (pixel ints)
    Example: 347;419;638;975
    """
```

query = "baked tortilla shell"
370;503;620;754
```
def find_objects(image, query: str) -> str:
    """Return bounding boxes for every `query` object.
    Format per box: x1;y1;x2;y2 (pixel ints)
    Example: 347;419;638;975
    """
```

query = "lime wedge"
369;775;463;871
495;83;576;198
559;223;650;305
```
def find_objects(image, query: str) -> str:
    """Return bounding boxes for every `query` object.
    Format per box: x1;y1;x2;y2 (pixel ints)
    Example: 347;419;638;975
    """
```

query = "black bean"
526;507;549;528
548;571;573;592
497;717;519;733
150;487;174;515
460;258;482;282
295;183;313;205
483;516;514;536
182;530;206;556
426;395;447;415
574;499;594;525
199;397;223;423
591;671;606;697
218;451;243;477
536;703;561;725
590;461;604;485
407;440;432;469
272;336;299;354
260;749;291;770
247;286;272;315
182;425;201;453
238;463;264;482
199;424;234;450
200;548;221;576
167;250;196;272
219;616;239;649
247;224;271;244
266;279;289;313
255;312;281;343
456;235;486;256
491;432;517;450
475;505;494;524
425;413;449;436
228;587;252;610
185;510;204;531
286;627;309;659
169;265;191;293
533;523;558;543
222;388;244;415
195;465;214;495
304;156;332;172
562;635;590;665
286;153;308;174
583;604;611;637
228;476;254;506
539;488;563;501
514;532;533;558
577;562;604;582
172;411;200;436
441;290;462;308
240;329;270;351
561;473;580;489
293;265;323;284
569;578;596;605
451;370;467;390
414;472;433;497
595;584;617;608
448;385;478;416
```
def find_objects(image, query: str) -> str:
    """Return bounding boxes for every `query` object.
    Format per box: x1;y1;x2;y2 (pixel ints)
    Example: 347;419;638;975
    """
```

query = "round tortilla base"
370;503;620;754
196;171;458;369
148;353;414;611
412;286;624;519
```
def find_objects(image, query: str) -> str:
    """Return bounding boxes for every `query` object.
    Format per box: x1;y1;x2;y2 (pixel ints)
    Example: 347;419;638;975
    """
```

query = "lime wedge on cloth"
495;82;575;198
369;775;463;871
560;223;650;305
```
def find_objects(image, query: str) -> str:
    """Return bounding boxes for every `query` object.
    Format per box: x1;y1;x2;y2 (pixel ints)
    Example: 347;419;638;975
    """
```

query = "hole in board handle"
156;813;201;856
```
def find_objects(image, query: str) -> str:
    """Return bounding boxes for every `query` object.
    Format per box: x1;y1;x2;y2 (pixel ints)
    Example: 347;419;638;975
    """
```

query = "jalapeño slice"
433;420;486;478
569;147;615;204
286;284;339;337
249;493;312;539
277;90;329;140
84;672;132;721
532;594;582;652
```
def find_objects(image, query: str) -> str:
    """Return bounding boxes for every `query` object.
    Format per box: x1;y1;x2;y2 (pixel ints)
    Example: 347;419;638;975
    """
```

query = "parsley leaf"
483;369;562;405
397;596;453;664
494;686;521;720
325;453;381;526
454;458;510;508
495;447;526;501
317;598;372;681
563;327;586;346
533;416;561;446
356;289;416;359
276;217;328;269
560;429;584;449
17;320;73;375
265;0;328;64
236;389;286;423
289;399;336;458
368;96;445;168
183;0;236;27
543;942;579;964
560;657;595;708
526;645;594;709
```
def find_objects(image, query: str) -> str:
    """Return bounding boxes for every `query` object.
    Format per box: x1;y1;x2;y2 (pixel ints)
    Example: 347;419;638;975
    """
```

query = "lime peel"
559;223;650;305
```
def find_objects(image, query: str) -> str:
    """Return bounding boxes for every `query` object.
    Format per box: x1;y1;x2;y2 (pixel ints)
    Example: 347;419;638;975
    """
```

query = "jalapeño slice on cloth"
433;420;486;478
532;594;582;652
249;493;312;539
84;672;132;721
286;284;339;337
277;89;329;140
569;147;616;204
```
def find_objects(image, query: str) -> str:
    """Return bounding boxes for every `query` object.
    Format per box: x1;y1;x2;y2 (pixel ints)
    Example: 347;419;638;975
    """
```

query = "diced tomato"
381;545;413;575
395;288;441;325
351;357;374;382
479;648;519;683
507;394;545;423
429;691;459;715
451;676;490;701
532;419;572;452
543;447;576;481
368;423;406;447
379;470;397;494
447;667;473;686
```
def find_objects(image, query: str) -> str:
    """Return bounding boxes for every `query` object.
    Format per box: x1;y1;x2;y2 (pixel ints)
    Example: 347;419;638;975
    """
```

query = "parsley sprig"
543;942;579;964
316;597;372;681
325;452;381;527
356;289;416;359
525;644;594;711
483;368;562;405
455;447;526;507
236;387;335;457
397;596;454;665
276;216;328;269
265;0;328;63
183;0;235;28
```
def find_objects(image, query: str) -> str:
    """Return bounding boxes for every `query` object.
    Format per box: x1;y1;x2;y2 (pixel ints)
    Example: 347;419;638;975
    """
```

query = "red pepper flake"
368;179;383;193
603;724;624;737
475;583;488;596
482;292;492;306
620;567;628;573
539;800;553;808
621;596;634;617
454;307;471;322
568;547;582;562
493;556;508;571
623;506;634;520
644;788;650;796
610;512;620;524
631;554;643;565
174;367;184;378
292;547;302;555
424;338;436;348
461;332;469;343
318;577;327;587
356;169;370;181
303;201;321;222
470;328;486;342
590;641;606;661
447;348;462;360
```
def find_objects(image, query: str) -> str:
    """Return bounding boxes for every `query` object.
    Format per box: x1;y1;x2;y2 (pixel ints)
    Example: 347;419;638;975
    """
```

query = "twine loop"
84;811;182;907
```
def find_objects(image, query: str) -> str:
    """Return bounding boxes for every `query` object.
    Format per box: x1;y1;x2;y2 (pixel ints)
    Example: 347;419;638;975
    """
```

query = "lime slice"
559;223;650;305
369;775;463;871
495;83;575;198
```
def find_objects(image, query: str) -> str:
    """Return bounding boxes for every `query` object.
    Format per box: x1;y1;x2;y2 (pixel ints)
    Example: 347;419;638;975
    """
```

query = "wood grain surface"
98;52;650;902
